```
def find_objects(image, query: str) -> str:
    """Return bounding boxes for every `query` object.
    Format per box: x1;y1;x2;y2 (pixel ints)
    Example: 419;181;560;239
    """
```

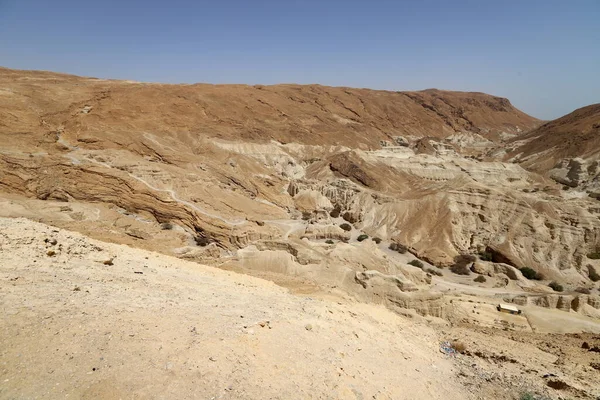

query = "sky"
0;0;599;120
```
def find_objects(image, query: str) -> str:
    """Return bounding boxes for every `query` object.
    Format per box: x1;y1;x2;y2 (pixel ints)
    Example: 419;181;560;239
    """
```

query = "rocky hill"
0;67;539;150
497;104;600;197
504;104;600;170
2;67;600;399
1;67;599;310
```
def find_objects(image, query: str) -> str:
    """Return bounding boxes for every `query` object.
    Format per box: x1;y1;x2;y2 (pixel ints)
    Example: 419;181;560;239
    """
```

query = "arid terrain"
1;67;600;399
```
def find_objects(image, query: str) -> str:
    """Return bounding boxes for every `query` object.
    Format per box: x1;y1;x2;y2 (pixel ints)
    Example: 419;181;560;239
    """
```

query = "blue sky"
1;0;598;119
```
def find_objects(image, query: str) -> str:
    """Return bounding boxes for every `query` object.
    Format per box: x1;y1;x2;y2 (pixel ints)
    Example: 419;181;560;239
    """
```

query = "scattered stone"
209;357;217;362
103;258;114;266
582;342;590;349
73;286;81;292
305;324;313;331
49;238;57;246
46;250;56;257
134;271;143;275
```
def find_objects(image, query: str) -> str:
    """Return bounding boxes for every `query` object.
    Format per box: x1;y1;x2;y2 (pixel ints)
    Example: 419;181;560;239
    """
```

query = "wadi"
1;67;599;399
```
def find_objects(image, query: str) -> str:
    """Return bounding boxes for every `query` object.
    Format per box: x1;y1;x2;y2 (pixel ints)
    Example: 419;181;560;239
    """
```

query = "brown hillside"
505;104;600;172
0;67;539;151
2;66;600;303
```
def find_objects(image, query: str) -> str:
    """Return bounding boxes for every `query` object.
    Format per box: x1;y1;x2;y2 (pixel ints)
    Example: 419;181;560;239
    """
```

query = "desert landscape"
1;67;600;399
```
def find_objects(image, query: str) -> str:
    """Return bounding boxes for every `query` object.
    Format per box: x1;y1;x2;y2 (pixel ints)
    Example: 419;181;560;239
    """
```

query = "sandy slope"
0;217;469;400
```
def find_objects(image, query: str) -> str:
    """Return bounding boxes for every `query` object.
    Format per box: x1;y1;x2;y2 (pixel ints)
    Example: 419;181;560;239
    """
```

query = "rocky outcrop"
549;158;600;197
355;271;446;317
510;294;600;315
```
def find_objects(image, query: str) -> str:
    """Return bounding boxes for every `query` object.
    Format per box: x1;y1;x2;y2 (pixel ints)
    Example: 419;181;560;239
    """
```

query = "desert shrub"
575;287;591;294
588;265;600;282
372;237;382;244
194;235;210;247
519;267;543;280
160;222;173;230
450;341;466;354
479;251;493;261
408;259;424;269
339;223;352;232
426;267;443;276
519;393;551;400
325;239;334;245
329;205;341;218
342;212;357;223
474;275;487;283
587;252;600;259
454;254;476;265
450;263;471;275
389;242;407;254
451;254;476;275
357;234;369;242
450;255;474;275
548;281;564;292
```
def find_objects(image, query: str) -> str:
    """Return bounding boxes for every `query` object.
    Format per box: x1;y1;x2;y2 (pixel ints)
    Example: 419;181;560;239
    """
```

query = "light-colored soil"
1;217;469;400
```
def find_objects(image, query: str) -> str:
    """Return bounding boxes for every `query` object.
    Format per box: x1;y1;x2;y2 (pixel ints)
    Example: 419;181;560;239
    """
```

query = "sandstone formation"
1;67;599;314
2;67;600;399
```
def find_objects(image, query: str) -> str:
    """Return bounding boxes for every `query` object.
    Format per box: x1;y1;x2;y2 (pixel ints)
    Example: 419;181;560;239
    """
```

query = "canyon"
1;67;599;399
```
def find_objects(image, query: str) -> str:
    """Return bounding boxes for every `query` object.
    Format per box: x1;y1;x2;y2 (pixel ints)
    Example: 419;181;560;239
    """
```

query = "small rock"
305;324;313;331
209;357;217;362
49;238;57;246
46;250;56;257
73;286;81;292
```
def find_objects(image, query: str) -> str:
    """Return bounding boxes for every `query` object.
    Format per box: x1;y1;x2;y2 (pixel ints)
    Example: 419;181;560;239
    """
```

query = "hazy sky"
1;0;598;119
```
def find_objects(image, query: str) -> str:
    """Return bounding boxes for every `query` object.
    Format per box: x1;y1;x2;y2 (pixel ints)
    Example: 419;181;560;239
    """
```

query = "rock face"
510;293;600;318
354;271;447;318
549;158;600;198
